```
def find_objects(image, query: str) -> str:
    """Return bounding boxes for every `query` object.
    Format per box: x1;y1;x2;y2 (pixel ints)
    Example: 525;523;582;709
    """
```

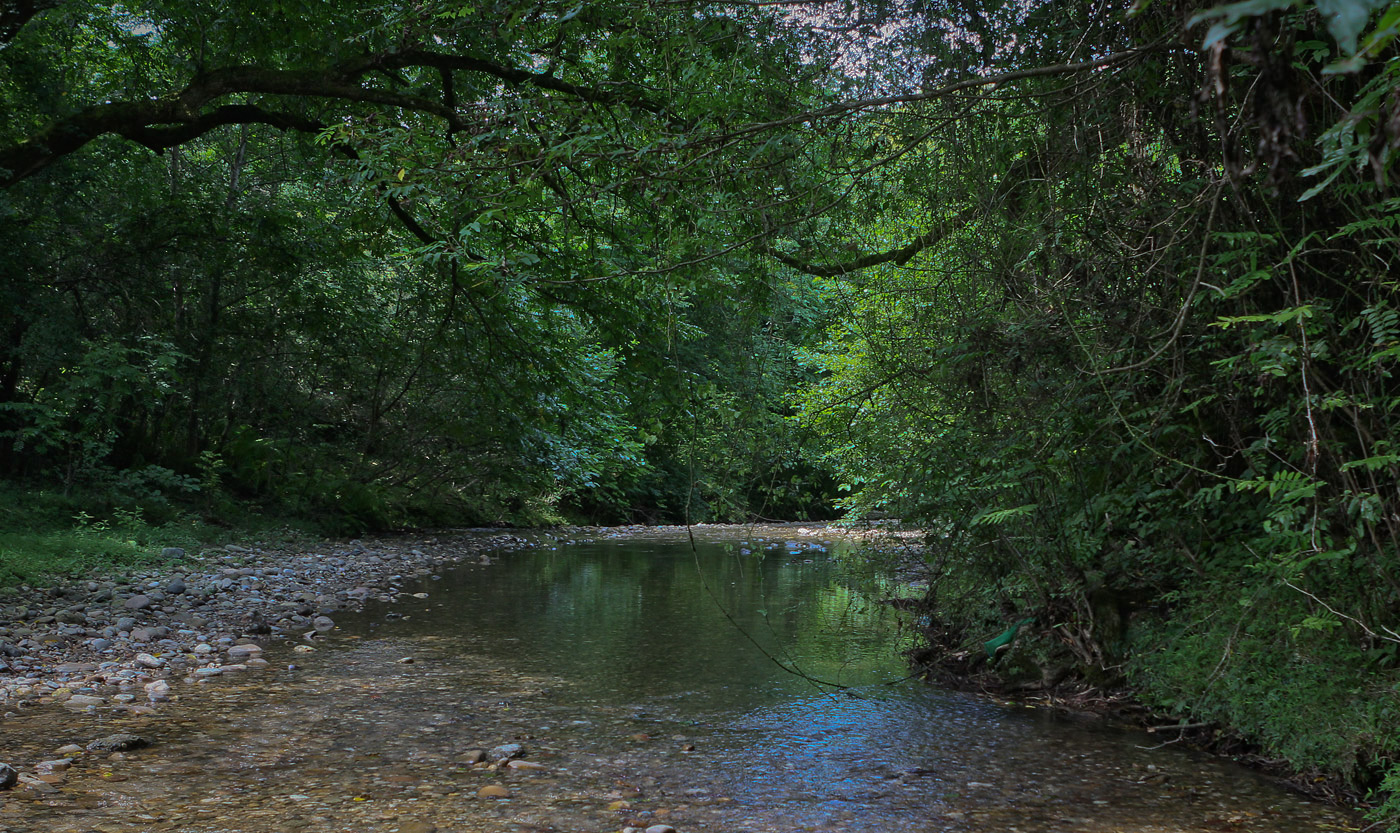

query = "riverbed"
0;526;1361;832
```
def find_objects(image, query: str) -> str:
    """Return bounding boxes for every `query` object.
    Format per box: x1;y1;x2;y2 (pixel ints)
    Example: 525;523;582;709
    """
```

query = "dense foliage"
3;0;1400;823
787;0;1400;821
0;0;843;528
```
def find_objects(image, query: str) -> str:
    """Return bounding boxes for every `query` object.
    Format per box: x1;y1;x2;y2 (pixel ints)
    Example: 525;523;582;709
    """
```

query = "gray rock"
227;643;263;659
35;758;72;773
116;617;136;631
89;638;111;652
161;547;185;559
312;615;335;631
87;733;149;752
123;595;152;611
0;762;16;790
488;743;523;762
165;578;186;595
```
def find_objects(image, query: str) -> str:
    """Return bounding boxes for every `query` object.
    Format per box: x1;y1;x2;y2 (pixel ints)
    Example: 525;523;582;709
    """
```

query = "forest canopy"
3;0;1400;822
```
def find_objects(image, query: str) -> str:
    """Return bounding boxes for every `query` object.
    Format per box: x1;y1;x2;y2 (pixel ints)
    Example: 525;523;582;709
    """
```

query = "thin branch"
1283;579;1400;645
761;207;975;277
718;45;1166;141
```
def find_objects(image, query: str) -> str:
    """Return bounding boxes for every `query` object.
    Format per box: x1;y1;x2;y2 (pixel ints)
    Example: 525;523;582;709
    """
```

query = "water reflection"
366;533;907;710
0;528;1360;833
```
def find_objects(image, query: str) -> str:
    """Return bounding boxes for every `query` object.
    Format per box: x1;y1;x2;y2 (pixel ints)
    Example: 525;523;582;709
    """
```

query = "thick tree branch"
0;0;61;44
0;48;667;188
120;104;329;153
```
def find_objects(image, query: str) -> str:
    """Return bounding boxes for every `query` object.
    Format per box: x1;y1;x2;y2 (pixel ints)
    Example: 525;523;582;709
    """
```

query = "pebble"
506;759;547;771
476;784;512;799
0;762;17;790
87;733;149;752
35;759;72;773
489;743;524;762
0;533;529;726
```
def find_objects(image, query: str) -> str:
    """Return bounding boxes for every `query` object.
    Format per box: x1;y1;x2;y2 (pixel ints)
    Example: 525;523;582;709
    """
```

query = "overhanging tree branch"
0;48;668;188
0;0;61;44
761;206;977;277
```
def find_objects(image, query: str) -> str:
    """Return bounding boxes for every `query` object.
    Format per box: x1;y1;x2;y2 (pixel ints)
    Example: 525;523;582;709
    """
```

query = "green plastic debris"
983;617;1036;658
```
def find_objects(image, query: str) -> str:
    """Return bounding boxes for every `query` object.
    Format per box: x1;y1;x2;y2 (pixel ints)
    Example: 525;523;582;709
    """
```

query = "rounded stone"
227;643;263;659
476;784;511;799
488;743;523;762
123;595;153;611
86;733;149;752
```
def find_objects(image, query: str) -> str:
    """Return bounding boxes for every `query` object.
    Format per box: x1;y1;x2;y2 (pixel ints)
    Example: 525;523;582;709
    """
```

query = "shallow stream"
0;527;1360;832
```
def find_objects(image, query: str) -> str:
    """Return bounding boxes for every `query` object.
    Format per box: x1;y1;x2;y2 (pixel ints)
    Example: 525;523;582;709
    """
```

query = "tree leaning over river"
2;0;1399;824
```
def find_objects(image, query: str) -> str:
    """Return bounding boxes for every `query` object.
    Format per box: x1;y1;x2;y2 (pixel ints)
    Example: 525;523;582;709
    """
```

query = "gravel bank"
0;531;532;722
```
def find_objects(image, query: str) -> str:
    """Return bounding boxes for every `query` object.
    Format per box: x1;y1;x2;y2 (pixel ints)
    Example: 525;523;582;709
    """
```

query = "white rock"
134;653;164;668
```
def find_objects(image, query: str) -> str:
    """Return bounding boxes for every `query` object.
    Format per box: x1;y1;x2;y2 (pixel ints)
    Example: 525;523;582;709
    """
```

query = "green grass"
0;483;323;587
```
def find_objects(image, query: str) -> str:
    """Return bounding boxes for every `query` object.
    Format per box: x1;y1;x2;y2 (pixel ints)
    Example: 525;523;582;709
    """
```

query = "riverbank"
908;622;1379;819
0;531;529;718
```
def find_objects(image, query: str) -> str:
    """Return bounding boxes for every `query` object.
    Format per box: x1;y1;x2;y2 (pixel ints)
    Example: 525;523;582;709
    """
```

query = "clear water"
0;528;1361;832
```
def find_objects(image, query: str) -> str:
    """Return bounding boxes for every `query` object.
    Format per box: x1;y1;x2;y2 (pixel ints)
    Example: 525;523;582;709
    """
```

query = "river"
0;526;1359;832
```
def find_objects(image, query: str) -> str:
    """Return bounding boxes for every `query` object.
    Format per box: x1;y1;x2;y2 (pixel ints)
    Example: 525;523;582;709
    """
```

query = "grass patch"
0;483;324;587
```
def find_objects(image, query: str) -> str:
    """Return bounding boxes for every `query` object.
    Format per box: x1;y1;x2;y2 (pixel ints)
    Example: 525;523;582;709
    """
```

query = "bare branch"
723;45;1165;140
